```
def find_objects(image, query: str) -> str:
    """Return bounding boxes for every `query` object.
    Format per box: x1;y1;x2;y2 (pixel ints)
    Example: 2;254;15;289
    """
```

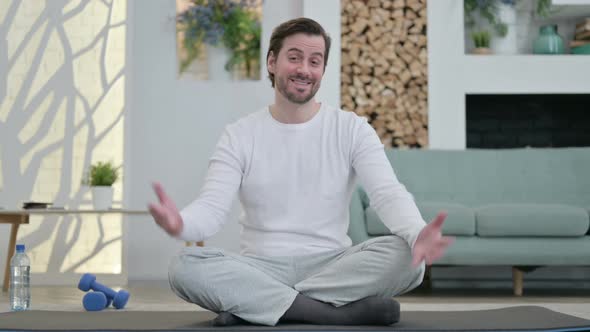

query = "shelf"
464;54;589;57
463;2;590;55
463;54;590;65
552;0;590;6
460;55;590;94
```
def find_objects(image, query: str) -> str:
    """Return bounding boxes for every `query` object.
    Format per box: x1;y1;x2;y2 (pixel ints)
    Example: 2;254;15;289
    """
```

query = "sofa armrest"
348;187;371;245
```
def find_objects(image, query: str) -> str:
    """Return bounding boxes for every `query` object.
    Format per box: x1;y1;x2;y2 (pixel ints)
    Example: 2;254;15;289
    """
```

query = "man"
149;17;453;327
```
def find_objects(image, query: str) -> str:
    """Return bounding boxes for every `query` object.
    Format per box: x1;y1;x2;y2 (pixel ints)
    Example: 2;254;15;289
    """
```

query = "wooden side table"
1;211;29;292
1;209;203;292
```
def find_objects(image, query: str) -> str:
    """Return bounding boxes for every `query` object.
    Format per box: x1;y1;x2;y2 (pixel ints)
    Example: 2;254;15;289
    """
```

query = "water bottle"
9;244;31;311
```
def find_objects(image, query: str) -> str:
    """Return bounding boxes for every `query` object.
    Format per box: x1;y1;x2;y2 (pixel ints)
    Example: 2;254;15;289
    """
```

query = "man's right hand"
148;182;183;237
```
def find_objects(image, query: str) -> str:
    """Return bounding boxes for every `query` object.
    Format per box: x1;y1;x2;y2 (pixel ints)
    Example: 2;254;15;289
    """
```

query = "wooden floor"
1;281;589;320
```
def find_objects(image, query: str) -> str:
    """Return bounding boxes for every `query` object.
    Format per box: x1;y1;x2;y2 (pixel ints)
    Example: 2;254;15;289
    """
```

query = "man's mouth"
290;78;312;87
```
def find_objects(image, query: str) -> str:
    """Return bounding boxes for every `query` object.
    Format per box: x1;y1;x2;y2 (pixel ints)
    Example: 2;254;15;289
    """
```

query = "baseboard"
30;273;127;287
433;279;590;289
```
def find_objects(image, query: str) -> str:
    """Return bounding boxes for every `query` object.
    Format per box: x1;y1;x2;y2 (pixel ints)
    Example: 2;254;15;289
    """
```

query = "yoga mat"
1;306;589;331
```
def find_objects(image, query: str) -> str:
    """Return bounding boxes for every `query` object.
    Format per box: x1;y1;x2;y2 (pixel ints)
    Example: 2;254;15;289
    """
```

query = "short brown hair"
266;17;331;87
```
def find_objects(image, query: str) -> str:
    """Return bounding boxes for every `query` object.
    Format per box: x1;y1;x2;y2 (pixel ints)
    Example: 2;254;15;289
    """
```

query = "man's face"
268;33;325;105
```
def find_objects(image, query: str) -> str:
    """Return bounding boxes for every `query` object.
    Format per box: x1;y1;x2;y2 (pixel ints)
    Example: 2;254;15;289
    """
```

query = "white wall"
428;0;590;149
127;0;341;280
427;1;466;149
0;0;128;286
303;0;341;109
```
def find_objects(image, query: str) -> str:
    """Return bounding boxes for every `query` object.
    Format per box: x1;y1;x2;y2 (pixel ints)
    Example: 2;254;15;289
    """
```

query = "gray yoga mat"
1;306;589;331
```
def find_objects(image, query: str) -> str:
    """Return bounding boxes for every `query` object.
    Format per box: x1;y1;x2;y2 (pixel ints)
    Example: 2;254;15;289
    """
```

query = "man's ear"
267;51;276;74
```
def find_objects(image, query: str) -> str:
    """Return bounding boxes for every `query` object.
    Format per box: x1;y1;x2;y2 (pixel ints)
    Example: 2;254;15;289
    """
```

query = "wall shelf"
462;55;590;94
462;55;590;93
428;0;590;149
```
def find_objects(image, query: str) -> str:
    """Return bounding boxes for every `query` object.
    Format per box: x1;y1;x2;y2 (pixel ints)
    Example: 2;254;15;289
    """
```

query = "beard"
275;74;320;104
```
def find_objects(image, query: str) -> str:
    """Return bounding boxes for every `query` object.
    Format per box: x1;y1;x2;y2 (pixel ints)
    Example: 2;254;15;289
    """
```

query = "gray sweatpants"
168;235;425;326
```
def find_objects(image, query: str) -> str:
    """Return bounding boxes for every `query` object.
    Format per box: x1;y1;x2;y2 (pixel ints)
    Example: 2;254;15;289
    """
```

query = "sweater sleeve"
177;126;244;242
350;118;426;249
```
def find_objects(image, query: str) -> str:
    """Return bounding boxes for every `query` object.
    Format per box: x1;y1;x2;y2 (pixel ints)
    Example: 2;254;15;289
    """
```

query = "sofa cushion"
365;202;476;236
348;189;372;245
365;207;388;236
415;202;476;236
385;148;590;208
436;236;590;265
476;204;589;237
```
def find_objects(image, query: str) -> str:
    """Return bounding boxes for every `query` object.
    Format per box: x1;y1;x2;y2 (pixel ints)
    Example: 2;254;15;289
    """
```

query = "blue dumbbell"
78;273;130;309
83;292;108;311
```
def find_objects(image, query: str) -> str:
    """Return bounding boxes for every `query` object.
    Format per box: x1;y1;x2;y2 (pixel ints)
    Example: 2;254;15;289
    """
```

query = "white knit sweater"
179;103;426;256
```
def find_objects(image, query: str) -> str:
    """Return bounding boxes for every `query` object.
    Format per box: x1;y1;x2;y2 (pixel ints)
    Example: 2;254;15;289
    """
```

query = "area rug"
1;306;589;331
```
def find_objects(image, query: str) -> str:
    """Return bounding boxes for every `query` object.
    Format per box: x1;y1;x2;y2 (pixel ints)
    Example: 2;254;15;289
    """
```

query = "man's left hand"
411;212;455;266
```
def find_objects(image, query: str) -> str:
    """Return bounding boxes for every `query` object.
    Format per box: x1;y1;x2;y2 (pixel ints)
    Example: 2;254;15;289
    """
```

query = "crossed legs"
168;236;425;326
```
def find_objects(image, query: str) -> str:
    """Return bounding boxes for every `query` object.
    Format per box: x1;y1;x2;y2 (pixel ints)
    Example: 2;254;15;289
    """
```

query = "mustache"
289;75;313;82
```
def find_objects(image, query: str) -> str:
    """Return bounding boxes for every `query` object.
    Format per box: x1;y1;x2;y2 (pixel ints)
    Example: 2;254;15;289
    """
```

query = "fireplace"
466;94;590;149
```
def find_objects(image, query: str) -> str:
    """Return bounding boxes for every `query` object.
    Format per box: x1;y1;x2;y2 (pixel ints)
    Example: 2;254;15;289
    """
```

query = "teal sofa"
348;148;590;295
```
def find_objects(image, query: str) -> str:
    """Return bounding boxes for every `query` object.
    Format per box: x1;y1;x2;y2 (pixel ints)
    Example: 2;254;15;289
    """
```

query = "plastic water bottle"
9;244;31;311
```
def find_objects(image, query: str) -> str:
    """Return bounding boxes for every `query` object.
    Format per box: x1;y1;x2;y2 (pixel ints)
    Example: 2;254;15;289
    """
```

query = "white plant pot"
490;3;518;54
207;45;232;81
91;186;113;210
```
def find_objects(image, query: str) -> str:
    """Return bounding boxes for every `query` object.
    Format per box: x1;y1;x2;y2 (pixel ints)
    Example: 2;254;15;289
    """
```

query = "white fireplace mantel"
427;0;590;150
553;0;590;5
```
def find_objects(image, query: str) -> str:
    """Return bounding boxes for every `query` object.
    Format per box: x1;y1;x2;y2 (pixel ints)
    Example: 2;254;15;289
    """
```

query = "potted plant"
471;30;492;54
535;0;553;19
84;161;119;210
464;0;512;37
176;0;261;79
464;0;554;54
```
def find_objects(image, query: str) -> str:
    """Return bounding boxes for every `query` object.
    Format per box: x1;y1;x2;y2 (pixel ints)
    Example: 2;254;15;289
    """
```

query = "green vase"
533;25;564;55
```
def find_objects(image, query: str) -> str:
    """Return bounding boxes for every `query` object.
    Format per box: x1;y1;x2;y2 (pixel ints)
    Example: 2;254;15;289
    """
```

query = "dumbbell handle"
90;280;117;299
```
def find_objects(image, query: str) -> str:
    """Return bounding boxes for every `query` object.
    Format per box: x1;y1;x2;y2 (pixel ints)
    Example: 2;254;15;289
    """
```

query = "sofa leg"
413;265;432;292
512;267;523;296
423;265;432;289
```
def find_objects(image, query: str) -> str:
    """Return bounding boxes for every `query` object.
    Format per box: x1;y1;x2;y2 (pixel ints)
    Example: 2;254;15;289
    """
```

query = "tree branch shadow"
1;0;127;275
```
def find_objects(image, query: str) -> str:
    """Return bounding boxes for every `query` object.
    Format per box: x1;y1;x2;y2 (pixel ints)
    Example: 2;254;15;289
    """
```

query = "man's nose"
296;61;310;75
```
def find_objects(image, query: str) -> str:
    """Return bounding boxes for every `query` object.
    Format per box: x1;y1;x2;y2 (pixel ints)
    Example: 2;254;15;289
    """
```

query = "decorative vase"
91;186;113;210
490;3;518;54
207;45;232;81
533;25;564;55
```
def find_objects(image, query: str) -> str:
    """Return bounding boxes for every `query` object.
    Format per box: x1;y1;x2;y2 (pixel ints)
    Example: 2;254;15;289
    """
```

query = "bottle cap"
16;244;25;252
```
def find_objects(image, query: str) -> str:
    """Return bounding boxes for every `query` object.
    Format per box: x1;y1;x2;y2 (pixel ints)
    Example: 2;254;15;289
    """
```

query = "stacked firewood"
341;0;428;148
